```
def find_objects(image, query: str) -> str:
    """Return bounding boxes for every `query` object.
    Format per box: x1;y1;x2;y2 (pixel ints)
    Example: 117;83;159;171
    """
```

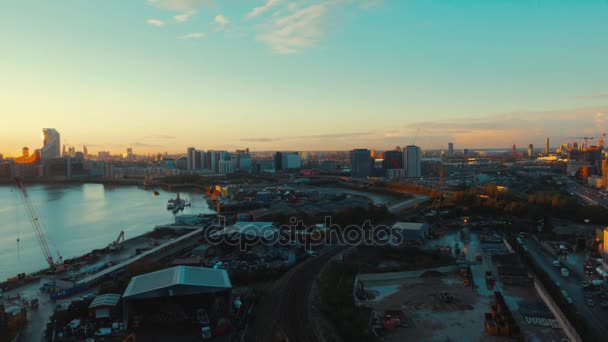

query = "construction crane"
14;177;62;269
569;136;594;145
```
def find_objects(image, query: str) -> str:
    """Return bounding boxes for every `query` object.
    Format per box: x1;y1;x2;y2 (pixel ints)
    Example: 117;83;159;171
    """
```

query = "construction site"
352;225;569;342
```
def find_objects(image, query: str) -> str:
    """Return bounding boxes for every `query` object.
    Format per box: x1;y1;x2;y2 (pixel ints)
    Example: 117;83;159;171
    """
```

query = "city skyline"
1;1;608;154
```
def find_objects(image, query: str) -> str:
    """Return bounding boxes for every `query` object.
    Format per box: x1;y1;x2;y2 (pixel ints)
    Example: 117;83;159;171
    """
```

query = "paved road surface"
520;237;608;337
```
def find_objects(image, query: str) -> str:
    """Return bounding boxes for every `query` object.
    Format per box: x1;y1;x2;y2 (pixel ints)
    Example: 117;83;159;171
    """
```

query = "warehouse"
122;266;232;337
391;222;430;243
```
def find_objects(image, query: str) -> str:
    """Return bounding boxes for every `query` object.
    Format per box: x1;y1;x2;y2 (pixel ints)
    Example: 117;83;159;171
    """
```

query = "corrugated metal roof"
89;293;121;308
392;222;427;231
122;266;231;300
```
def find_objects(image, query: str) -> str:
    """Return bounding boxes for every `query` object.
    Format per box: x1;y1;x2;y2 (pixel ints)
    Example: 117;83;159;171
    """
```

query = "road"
247;245;347;342
562;176;608;208
520;236;608;337
387;194;430;213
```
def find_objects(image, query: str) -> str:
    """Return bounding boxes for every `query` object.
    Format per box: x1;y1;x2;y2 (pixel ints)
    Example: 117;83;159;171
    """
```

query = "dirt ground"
362;271;505;342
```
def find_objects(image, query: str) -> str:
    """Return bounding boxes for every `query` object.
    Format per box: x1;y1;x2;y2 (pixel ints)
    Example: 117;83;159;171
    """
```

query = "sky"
1;0;608;156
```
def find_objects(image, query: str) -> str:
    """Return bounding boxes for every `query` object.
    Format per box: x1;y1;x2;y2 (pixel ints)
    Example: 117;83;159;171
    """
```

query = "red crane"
14;177;62;268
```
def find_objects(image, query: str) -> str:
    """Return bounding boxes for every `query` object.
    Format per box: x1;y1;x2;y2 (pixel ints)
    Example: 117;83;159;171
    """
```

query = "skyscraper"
528;144;534;157
448;143;454;155
545;137;550;155
404;145;421;178
41;128;60;160
350;149;372;178
187;147;196;171
603;160;608;190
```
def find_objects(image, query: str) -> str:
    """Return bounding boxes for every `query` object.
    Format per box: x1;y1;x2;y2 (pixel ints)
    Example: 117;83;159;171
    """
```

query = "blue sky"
1;0;607;155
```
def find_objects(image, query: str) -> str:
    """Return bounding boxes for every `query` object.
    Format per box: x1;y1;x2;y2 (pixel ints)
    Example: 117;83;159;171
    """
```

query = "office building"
382;150;403;177
528;144;534;157
545;137;550;155
274;152;283;171
281;152;301;170
187;147;196;171
218;160;233;174
448;143;454;155
350;149;372;178
404;145;421;178
41;128;61;160
603;160;608;191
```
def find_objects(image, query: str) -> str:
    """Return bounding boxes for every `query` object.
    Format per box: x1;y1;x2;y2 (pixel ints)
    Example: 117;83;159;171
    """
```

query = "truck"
561;268;570;277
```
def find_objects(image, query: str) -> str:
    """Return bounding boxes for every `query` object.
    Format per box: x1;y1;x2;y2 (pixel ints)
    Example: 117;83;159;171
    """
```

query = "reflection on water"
0;184;214;280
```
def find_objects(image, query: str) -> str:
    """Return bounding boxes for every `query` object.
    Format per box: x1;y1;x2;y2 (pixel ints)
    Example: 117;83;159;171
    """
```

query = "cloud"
293;132;373;140
240;137;279;142
379;105;608;149
130;142;164;148
143;134;176;139
247;0;281;19
215;14;230;28
577;92;608;100
173;11;195;23
147;0;216;12
257;3;327;54
179;32;206;39
147;19;165;27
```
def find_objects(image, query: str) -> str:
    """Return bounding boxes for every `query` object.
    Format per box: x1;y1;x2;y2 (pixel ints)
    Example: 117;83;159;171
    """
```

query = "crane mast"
14;177;60;268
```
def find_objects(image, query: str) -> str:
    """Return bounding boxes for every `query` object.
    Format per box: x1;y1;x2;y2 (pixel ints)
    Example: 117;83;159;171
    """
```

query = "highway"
562;176;608;208
519;236;608;338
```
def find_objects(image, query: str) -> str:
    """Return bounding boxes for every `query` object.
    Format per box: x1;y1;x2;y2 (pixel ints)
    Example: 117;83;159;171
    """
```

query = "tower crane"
14;177;62;269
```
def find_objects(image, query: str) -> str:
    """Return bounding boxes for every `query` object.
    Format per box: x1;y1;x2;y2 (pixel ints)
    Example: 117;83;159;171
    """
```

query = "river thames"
0;184;214;280
0;183;402;280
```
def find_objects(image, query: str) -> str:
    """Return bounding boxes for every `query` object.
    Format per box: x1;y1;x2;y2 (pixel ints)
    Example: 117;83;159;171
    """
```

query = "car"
95;327;112;337
67;319;80;329
552;260;561;267
555;281;561;288
581;281;589;288
586;299;594;307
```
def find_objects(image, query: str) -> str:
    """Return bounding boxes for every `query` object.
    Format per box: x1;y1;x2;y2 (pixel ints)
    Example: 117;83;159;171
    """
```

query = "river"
0;184;215;280
0;183;401;280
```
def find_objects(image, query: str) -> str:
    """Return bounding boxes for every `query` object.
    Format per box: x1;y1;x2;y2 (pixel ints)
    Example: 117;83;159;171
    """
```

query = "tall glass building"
41;128;61;160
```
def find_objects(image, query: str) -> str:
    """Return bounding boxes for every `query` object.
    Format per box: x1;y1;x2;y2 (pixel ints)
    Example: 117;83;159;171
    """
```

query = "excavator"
108;230;125;251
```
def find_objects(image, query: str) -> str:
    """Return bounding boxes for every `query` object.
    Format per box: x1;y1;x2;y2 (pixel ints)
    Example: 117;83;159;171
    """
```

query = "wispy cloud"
247;0;281;19
257;3;327;54
147;19;165;27
577;92;608;100
147;0;216;12
240;137;278;142
179;32;206;39
214;14;230;28
173;11;195;23
130;142;164;148
143;134;176;139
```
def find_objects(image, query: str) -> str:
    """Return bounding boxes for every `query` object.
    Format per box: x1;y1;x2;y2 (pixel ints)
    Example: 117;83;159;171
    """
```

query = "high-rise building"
528;144;534;157
83;145;88;159
281;152;302;169
545;137;550;155
350;149;372;178
22;147;30;158
187;147;196;171
41;128;61;160
404;145;421;178
463;148;469;155
447;143;454;155
274;152;283;171
512;144;516;156
603;160;608;190
382;150;403;170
